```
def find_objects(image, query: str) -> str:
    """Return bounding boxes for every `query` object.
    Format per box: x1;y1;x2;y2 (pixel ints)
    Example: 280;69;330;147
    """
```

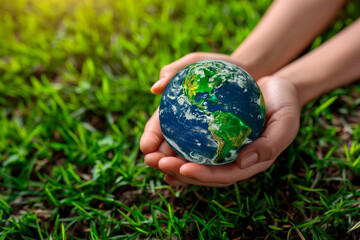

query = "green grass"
0;0;359;239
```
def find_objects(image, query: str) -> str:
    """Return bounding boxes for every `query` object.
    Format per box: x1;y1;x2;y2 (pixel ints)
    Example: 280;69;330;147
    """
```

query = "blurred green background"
0;0;359;239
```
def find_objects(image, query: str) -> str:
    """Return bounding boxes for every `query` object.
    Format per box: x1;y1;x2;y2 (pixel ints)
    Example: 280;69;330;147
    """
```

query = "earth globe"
159;60;265;165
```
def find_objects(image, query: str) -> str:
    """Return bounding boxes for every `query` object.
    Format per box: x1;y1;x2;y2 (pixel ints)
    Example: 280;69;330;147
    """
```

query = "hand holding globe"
140;53;301;187
159;60;266;166
140;1;360;186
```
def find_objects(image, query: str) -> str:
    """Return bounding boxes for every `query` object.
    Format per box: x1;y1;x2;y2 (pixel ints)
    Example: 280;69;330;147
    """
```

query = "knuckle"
144;120;152;131
268;144;278;160
160;65;170;75
260;137;278;161
277;106;300;122
186;52;200;61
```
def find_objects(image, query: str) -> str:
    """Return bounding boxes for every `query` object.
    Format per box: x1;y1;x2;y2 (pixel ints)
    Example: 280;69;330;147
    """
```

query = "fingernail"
151;77;165;89
240;152;258;169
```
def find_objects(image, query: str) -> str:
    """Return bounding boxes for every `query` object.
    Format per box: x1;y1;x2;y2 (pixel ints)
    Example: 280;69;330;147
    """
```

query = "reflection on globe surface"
159;60;265;165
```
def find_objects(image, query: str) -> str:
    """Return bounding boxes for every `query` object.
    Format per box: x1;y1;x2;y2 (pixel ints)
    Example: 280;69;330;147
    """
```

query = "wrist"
231;47;270;80
273;68;317;108
272;20;360;107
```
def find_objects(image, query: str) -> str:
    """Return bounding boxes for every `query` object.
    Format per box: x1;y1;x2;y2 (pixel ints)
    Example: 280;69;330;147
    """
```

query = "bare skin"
140;0;360;186
151;0;347;92
232;0;347;79
142;77;300;187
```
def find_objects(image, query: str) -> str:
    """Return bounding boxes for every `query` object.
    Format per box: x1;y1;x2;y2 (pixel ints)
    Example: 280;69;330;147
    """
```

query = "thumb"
151;53;203;94
237;107;300;169
150;52;238;94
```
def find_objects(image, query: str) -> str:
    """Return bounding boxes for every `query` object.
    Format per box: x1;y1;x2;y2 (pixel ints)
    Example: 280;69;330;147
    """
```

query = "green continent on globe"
208;111;251;163
181;61;252;163
182;63;224;108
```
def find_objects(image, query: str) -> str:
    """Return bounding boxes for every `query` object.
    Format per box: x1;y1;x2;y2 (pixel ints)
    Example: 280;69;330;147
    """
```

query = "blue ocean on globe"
159;60;265;165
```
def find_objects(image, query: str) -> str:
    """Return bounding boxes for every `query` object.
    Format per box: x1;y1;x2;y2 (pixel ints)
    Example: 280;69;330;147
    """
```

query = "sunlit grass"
0;0;359;239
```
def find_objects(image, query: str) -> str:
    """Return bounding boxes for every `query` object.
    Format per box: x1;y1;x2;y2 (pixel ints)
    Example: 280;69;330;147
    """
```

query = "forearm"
274;19;360;107
231;0;346;79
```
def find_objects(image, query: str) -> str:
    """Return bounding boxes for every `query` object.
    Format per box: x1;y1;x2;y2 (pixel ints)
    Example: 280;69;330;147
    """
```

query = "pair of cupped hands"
140;53;301;187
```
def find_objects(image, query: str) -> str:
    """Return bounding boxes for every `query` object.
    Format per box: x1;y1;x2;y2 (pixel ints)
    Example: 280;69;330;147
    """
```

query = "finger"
151;54;201;94
164;174;186;186
158;156;188;174
164;173;231;187
179;162;244;184
158;140;177;156
144;152;182;173
140;108;164;154
179;160;274;184
144;152;163;169
151;53;239;94
159;157;231;187
144;141;179;169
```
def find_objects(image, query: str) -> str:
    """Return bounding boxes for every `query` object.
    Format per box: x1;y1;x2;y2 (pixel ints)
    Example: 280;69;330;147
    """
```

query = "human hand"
150;52;246;94
141;54;301;187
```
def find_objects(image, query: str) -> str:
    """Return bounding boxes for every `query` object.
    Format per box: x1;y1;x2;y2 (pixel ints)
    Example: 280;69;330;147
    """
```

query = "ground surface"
0;0;359;239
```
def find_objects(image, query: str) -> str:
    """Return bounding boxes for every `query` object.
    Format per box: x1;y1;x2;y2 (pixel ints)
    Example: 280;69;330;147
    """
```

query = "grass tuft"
0;0;359;239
